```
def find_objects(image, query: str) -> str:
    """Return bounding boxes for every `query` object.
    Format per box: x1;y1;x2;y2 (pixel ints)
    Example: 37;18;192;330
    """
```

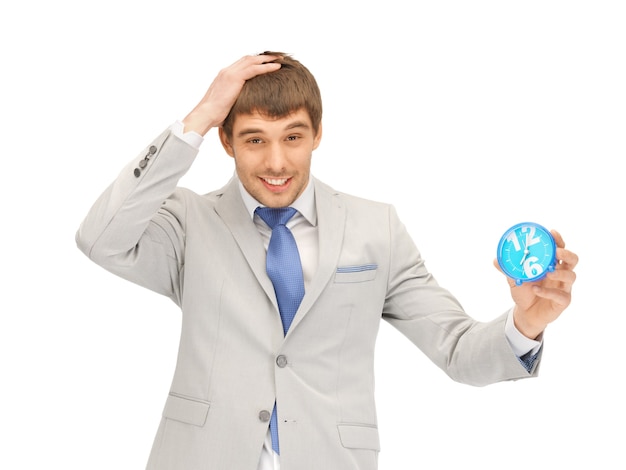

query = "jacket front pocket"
337;423;380;451
162;393;210;427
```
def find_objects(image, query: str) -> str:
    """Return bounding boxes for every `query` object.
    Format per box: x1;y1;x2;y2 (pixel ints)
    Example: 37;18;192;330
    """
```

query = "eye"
286;135;299;141
248;138;263;144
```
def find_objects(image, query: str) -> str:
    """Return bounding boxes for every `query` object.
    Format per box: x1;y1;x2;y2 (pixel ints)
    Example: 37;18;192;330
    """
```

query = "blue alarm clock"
497;222;557;285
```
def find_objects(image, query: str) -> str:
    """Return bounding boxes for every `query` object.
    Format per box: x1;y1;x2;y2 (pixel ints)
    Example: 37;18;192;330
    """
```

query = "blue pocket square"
336;264;378;273
335;264;378;283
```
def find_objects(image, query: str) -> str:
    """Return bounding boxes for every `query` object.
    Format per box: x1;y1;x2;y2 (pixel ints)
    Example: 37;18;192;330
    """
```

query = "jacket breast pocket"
334;264;378;283
162;393;210;427
337;423;381;451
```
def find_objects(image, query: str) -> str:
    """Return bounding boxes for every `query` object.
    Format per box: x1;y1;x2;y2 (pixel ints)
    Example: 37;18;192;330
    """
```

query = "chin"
263;197;295;208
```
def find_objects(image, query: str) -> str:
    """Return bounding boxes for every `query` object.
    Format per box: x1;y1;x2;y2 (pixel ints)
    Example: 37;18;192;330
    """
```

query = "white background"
1;1;624;468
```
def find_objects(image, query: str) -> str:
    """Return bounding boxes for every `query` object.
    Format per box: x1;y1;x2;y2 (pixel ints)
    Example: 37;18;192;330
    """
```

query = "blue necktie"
255;207;305;454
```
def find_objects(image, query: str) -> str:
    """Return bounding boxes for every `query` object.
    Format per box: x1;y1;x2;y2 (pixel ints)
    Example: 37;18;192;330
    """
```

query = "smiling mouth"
262;177;290;186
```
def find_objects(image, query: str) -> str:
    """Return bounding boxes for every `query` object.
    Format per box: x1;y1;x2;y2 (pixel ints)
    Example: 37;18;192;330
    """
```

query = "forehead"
232;108;313;134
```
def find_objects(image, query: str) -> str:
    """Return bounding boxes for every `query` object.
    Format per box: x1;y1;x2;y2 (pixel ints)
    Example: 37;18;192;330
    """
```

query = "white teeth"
264;178;288;186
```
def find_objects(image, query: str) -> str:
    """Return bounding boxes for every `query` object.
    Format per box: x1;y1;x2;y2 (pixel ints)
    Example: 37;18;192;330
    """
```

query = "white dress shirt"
171;121;542;470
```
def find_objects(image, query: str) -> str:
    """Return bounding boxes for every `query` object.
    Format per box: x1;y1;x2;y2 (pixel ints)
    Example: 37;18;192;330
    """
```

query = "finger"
550;229;565;248
492;258;501;272
556;247;579;269
532;284;571;309
256;51;283;62
493;258;518;288
225;54;282;79
237;53;281;65
546;267;577;293
243;59;281;79
242;53;282;68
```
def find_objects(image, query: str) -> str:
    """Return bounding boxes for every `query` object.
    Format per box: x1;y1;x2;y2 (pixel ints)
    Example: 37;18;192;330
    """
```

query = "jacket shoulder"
314;178;394;214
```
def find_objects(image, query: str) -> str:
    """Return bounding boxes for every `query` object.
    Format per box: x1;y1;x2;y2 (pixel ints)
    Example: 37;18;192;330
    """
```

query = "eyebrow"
236;120;311;138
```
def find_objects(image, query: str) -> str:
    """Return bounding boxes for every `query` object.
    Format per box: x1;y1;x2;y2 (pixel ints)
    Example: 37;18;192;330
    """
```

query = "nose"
265;142;287;173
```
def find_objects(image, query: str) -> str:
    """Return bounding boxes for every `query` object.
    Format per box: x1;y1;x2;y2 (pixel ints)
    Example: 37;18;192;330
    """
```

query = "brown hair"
221;51;323;138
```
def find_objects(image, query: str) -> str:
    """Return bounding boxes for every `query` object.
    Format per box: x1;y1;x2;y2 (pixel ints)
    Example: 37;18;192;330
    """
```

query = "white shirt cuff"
170;120;204;149
505;308;543;357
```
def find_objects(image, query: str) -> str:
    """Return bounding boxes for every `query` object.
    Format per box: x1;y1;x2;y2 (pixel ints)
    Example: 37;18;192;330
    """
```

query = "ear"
312;121;323;150
218;127;235;158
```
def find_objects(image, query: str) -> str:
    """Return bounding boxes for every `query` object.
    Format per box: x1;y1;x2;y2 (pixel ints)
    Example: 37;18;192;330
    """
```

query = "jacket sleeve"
382;206;536;386
75;129;198;304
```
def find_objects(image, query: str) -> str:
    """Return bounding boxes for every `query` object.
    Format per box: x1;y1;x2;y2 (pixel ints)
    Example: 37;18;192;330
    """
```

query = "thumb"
493;258;516;288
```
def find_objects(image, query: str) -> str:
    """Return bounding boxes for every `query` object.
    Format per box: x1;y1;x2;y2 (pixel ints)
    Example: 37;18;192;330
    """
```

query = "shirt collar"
238;174;317;226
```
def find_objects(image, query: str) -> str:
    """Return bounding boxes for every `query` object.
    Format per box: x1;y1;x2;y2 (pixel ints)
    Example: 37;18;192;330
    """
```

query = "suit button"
276;355;288;368
259;410;271;422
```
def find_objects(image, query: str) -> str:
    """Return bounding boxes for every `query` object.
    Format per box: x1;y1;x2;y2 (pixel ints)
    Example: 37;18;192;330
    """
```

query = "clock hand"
520;233;530;265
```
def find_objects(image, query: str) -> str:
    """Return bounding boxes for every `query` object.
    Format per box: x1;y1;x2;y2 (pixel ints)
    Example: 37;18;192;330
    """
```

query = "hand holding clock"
495;224;579;340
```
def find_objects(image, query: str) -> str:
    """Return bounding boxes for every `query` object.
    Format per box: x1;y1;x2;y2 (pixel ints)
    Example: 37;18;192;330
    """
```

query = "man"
76;52;578;470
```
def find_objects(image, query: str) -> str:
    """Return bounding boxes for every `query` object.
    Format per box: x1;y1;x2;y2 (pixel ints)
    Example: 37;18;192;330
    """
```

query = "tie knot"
256;207;297;229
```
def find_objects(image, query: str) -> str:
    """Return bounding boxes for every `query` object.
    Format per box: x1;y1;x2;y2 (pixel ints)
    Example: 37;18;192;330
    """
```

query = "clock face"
497;222;557;285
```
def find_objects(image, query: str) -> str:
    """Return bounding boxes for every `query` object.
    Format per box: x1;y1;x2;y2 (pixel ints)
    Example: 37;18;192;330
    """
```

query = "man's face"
219;108;322;208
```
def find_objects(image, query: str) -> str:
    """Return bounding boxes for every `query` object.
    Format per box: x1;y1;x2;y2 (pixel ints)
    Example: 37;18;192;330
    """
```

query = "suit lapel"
286;178;346;336
213;178;279;312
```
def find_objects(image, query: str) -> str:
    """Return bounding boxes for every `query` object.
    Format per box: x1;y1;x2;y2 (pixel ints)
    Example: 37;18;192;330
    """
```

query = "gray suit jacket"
76;129;537;470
